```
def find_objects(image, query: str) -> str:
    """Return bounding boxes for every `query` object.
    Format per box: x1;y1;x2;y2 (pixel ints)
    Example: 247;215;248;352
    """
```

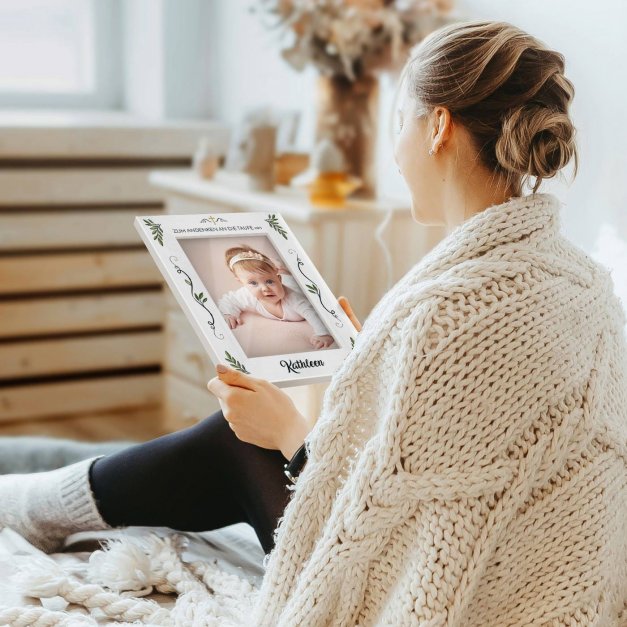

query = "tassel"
88;535;154;593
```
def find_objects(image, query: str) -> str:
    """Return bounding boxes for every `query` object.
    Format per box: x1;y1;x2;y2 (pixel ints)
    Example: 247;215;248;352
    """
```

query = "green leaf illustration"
265;213;288;239
224;350;250;374
143;218;164;246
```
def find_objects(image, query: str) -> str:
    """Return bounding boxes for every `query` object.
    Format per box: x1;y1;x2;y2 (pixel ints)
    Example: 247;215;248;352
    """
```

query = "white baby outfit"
217;273;329;337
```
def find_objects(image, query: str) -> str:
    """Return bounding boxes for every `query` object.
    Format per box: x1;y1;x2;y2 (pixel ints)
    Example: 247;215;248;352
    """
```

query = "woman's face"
393;84;517;231
235;267;286;303
393;88;451;226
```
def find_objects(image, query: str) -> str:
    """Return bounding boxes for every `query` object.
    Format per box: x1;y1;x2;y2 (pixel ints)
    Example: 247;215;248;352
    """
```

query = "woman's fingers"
338;295;362;332
214;364;267;391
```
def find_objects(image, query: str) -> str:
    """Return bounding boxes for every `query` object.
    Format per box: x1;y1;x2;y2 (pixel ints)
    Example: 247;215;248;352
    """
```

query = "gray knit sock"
0;455;113;553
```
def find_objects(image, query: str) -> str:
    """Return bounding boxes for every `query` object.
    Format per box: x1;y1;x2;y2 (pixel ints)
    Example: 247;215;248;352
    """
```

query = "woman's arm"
279;409;315;461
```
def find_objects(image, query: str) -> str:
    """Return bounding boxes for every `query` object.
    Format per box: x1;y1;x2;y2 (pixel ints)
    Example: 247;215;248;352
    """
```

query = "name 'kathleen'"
280;358;324;374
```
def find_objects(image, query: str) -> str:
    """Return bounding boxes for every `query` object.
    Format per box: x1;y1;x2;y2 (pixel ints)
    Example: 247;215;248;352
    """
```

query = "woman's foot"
0;456;113;553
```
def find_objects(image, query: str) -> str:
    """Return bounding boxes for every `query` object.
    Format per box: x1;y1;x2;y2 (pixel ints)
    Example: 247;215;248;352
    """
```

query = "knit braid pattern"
253;193;627;626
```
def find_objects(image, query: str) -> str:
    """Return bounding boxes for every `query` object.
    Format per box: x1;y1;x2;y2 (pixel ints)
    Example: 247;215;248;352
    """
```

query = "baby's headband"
228;250;266;270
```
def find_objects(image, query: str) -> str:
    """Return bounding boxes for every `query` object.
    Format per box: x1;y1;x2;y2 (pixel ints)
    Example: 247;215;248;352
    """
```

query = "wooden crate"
0;113;230;438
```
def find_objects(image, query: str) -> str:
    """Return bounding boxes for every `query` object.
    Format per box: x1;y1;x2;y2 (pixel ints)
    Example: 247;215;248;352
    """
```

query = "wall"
207;0;317;150
206;0;627;256
122;0;215;119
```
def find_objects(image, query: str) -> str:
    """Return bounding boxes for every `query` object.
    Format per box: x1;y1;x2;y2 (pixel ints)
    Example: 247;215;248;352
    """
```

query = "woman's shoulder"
395;256;577;350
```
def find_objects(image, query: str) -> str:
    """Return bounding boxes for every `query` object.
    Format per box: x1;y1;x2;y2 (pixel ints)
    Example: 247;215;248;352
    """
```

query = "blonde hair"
390;19;579;195
224;245;276;276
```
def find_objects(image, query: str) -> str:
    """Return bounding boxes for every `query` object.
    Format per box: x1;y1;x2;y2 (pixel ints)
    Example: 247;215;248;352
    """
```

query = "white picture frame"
135;211;358;388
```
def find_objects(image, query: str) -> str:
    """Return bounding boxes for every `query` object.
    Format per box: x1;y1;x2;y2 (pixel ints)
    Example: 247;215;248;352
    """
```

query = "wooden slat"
0;405;167;441
0;373;162;423
0;250;161;294
0;112;229;159
164;309;214;386
164;372;219;432
0;331;163;379
0;208;163;251
0;168;165;205
0;291;164;338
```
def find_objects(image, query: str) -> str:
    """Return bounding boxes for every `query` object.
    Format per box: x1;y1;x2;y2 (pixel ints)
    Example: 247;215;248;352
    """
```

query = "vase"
314;73;379;199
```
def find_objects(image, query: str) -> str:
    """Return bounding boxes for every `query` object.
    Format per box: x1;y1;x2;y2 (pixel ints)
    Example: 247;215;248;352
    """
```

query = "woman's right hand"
338;296;362;332
225;314;242;329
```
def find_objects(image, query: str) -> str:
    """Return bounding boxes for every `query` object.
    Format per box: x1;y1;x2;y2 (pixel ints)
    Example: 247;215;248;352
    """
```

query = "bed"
0;520;266;624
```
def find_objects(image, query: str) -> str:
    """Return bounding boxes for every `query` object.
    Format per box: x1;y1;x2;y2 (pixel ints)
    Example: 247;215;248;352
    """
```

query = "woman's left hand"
207;364;313;460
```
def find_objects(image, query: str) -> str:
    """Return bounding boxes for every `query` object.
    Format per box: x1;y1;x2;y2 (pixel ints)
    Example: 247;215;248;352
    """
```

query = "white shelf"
149;169;411;223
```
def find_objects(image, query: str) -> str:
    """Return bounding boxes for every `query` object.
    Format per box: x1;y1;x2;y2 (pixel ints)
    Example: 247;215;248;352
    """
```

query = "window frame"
0;0;122;110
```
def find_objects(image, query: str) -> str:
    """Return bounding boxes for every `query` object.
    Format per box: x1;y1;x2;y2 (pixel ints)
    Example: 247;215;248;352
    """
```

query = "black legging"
89;409;293;555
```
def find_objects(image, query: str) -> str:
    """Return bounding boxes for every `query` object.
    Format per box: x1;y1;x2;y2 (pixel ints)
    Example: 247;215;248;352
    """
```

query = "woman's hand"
338;295;362;332
207;365;314;460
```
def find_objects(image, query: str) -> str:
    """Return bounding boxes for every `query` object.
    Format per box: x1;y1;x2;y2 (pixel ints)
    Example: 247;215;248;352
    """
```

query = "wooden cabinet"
149;170;444;432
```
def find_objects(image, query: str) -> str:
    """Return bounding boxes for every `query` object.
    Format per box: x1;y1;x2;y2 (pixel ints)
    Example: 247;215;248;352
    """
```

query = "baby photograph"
177;234;337;358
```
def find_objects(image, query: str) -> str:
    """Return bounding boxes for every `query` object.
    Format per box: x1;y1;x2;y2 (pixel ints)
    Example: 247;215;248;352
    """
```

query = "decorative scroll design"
169;256;224;340
287;248;343;328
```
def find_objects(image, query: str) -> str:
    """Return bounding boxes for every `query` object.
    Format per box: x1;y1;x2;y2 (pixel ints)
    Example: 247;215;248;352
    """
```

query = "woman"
1;19;626;626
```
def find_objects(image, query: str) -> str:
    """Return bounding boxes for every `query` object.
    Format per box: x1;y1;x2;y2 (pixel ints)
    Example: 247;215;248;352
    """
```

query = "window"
0;0;121;109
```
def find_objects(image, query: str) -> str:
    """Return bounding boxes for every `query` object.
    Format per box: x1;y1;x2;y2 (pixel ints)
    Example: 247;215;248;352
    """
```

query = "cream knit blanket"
7;192;627;626
254;192;627;626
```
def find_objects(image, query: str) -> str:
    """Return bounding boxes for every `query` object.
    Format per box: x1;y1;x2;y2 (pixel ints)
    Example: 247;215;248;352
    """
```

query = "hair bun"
397;20;580;194
496;101;577;181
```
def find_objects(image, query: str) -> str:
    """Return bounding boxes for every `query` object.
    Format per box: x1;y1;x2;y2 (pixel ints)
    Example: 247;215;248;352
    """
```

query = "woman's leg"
90;409;293;554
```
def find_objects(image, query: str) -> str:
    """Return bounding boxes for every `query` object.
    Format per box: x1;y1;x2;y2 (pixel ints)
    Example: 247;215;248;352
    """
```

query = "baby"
217;246;335;350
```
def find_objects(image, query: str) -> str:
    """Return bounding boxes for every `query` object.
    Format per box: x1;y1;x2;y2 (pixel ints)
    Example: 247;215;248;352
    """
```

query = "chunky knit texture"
5;192;626;626
253;192;627;626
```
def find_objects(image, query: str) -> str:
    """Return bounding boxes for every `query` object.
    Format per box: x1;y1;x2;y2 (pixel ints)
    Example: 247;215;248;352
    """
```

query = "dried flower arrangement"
250;0;455;81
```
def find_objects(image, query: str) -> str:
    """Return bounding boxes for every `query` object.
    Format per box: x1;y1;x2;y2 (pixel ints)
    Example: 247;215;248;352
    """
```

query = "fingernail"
216;364;227;374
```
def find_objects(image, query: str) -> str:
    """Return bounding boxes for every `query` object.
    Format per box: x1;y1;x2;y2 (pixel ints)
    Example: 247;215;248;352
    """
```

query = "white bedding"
0;522;265;623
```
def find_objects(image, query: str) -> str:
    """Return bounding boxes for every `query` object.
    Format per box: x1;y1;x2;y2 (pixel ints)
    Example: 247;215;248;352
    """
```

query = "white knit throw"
6;192;627;626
